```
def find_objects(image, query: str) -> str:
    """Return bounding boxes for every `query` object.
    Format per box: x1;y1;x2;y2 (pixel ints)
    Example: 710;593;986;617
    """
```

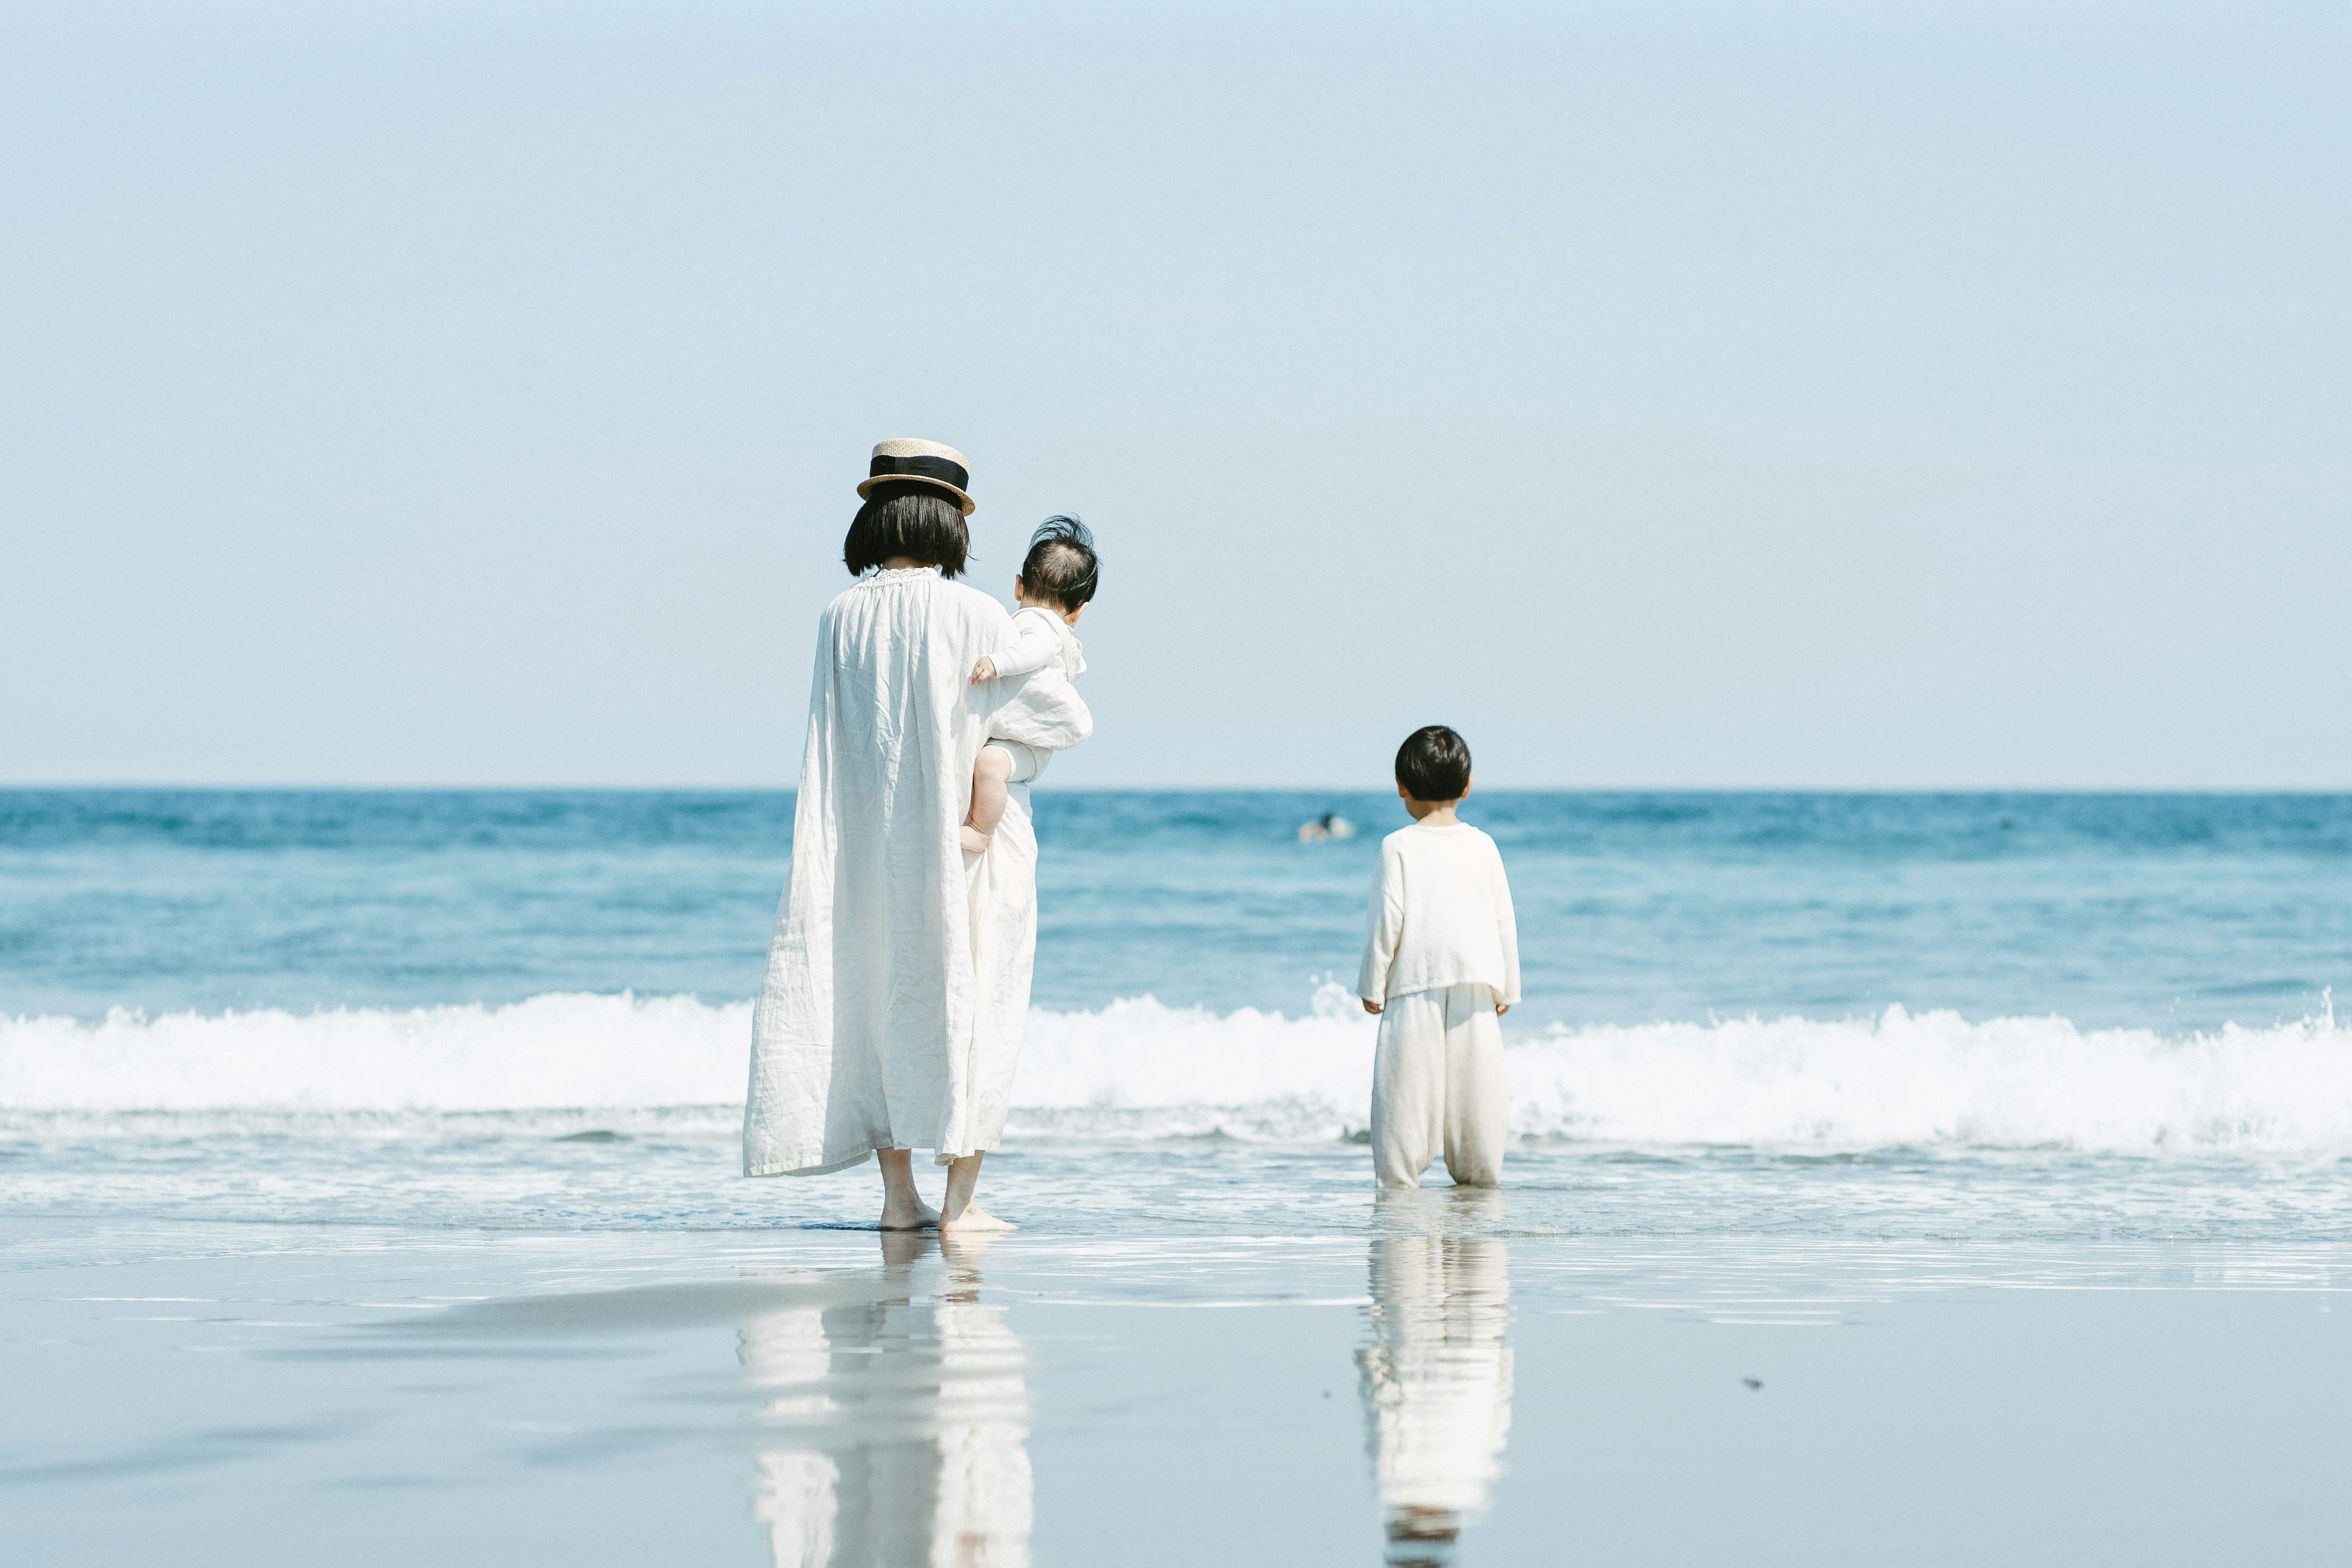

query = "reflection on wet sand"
1359;1191;1514;1566
740;1232;1031;1567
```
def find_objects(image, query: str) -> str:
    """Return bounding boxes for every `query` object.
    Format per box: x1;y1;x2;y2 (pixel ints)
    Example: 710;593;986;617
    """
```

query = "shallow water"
3;1130;2349;1248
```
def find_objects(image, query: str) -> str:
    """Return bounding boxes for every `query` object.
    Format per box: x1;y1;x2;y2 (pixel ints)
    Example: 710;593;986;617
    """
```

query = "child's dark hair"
1395;725;1472;802
1018;515;1100;611
843;484;970;578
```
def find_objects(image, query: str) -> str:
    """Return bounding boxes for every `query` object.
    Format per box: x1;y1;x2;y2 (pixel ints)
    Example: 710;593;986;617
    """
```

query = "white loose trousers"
1371;984;1507;1189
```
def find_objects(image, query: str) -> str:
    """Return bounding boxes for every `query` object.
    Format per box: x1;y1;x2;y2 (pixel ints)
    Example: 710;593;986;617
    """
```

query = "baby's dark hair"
1019;515;1100;611
1395;725;1472;802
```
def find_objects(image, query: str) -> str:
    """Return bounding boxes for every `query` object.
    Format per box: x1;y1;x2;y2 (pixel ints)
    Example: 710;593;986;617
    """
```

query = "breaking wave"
3;986;2348;1153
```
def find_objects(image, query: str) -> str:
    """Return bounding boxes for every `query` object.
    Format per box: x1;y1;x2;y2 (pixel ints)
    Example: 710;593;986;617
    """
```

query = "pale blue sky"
4;2;2345;788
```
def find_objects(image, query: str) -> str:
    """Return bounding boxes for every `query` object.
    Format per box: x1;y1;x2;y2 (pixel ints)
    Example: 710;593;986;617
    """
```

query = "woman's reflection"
1357;1191;1514;1566
740;1232;1031;1567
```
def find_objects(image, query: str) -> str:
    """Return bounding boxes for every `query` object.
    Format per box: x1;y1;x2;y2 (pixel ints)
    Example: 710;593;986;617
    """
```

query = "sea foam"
2;986;2346;1153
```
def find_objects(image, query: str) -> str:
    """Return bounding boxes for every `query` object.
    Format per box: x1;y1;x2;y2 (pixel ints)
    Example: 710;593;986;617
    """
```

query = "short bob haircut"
1395;725;1472;802
842;484;971;578
1017;515;1100;612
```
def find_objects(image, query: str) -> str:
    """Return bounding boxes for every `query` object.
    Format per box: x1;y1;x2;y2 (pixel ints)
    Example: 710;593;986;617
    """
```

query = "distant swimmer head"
1395;725;1472;805
1016;515;1101;622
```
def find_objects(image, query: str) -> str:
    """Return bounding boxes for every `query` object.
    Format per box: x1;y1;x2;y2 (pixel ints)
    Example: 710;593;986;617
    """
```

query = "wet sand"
5;1204;2350;1565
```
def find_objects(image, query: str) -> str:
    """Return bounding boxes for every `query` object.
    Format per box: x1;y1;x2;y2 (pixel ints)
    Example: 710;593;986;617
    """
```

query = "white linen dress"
744;566;1091;1177
1355;821;1521;1188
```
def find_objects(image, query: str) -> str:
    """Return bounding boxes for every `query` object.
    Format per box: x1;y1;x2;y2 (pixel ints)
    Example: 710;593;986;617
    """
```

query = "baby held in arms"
963;517;1101;854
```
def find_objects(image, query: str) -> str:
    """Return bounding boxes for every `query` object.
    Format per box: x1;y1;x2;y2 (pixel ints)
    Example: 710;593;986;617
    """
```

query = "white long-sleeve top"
989;604;1085;683
1356;821;1521;1007
982;605;1090;763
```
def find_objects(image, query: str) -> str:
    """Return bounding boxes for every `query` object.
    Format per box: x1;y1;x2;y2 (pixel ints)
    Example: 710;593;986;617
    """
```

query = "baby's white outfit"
984;605;1087;783
1356;821;1521;1188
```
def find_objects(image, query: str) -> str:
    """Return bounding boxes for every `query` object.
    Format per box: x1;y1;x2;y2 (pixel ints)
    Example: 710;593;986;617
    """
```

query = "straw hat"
857;437;975;515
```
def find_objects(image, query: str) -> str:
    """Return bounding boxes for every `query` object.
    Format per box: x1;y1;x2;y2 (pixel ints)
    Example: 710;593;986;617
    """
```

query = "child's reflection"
1358;1191;1514;1566
740;1231;1031;1567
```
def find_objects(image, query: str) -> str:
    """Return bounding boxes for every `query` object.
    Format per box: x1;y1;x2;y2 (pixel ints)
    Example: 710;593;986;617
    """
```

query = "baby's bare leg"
962;744;1014;854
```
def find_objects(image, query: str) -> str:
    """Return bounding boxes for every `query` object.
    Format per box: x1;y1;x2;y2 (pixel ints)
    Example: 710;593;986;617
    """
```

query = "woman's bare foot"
937;1150;1013;1232
959;824;991;854
876;1148;940;1231
938;1200;1016;1233
880;1194;941;1231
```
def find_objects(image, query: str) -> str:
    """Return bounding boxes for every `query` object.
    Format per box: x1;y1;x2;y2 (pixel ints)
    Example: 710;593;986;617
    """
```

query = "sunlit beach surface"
6;1190;2350;1565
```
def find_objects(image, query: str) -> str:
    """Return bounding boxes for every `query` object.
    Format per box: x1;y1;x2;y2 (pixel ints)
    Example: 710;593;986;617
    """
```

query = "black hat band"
869;454;970;492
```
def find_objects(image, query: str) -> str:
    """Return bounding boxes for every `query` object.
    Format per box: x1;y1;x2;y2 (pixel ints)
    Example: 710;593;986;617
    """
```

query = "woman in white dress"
744;439;1090;1232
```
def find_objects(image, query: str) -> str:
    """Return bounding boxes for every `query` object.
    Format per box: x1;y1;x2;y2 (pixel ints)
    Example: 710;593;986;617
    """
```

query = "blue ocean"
4;790;2348;1240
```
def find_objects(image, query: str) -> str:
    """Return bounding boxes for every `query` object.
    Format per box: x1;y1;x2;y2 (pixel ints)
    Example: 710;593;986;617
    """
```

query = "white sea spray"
7;985;2350;1155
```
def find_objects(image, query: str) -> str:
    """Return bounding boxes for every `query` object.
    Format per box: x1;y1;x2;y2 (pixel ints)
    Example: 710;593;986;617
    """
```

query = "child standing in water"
963;517;1099;854
1357;726;1521;1188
